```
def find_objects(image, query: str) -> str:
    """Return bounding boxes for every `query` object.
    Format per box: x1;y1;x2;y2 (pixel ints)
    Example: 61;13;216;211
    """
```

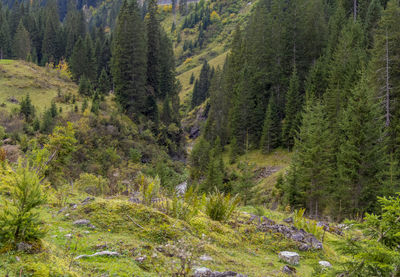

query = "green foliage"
205;188;239;222
75;173;108;196
0;161;46;246
189;137;211;180
293;208;324;240
231;161;256;205
19;94;36;122
139;175;160;206
165;186;205;221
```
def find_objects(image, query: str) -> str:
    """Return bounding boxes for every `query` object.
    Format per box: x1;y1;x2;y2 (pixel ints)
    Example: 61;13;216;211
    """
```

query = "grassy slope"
0;192;344;276
0;60;78;114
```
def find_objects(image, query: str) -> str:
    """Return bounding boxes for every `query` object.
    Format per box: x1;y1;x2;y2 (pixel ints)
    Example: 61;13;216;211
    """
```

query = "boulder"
283;217;294;224
193;268;247;277
199;255;213;261
319;261;332;268
279;251;300;265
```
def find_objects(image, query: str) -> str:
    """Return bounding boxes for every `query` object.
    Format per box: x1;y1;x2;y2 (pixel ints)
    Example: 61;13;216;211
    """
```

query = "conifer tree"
97;69;110;95
204;137;224;192
146;0;161;97
191;60;212;108
111;0;147;116
282;67;301;149
336;74;387;217
260;95;281;154
13;20;30;60
283;96;333;217
189;137;211;181
78;75;92;96
0;10;11;59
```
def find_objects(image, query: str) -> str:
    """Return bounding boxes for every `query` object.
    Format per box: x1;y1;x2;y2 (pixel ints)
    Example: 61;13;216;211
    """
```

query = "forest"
0;0;400;276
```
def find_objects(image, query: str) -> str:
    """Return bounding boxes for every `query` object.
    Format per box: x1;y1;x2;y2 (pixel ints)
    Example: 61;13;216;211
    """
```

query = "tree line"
190;0;400;219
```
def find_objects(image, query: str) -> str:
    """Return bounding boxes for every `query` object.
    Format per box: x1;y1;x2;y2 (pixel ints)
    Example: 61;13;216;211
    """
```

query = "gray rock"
319;261;332;268
176;181;187;195
65;233;73;238
75;251;120;260
282;265;296;274
283;217;294;224
135;255;147;263
73;219;91;226
199;255;213;261
81;196;95;205
58;206;67;214
17;242;32;252
194;267;212;277
279;251;300;265
298;243;311;251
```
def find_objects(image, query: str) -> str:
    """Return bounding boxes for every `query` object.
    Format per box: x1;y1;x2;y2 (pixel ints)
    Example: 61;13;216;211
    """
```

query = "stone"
81;196;95;205
278;251;300;265
283;217;294;224
194;267;212;277
298;243;311;251
75;251;120;260
17;242;32;252
135;255;147;263
73;219;91;226
319;261;332;268
58;206;67;214
176;181;187;195
282;265;296;274
65;233;73;238
199;255;213;261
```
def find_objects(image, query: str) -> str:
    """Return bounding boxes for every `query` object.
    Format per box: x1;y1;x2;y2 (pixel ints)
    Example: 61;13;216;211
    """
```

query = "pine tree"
78;75;92;96
260;95;281;154
13;20;30;60
283;96;333;217
189;137;211;181
19;94;35;122
97;69;110;95
204;137;224;192
336;74;388;217
41;1;60;64
111;0;147;116
191;60;212;108
282;67;301;149
146;0;161;97
0;9;11;59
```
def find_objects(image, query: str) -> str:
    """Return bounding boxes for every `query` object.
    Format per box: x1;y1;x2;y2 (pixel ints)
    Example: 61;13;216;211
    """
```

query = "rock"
15;256;21;262
75;251;120;260
193;268;247;277
73;219;91;226
319;261;332;268
83;231;90;234
261;216;275;226
81;197;95;205
283;217;294;224
7;96;18;104
176;181;187;195
199;255;213;261
278;251;300;265
282;265;296;274
65;233;73;238
298;243;311;251
135;255;147;263
71;204;78;210
194;267;212;277
17;242;32;252
58;206;67;214
94;243;108;250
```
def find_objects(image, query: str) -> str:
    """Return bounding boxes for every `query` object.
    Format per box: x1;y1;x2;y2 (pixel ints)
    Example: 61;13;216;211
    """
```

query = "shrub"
205;188;239;222
139;175;160;206
75;173;108;196
293;208;324;240
0;161;47;246
165;186;205;221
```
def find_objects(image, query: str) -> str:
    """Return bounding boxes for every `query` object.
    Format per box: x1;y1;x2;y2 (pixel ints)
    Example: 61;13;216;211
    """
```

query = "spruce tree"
191;60;212;108
283;96;333;217
282;67;301;149
111;0;147;116
146;0;161;97
260;95;281;154
336;74;388;217
97;69;110;95
13;20;30;60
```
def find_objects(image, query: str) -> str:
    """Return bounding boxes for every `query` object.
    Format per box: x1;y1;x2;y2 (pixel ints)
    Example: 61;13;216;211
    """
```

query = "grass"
0;192;345;276
0;60;78;115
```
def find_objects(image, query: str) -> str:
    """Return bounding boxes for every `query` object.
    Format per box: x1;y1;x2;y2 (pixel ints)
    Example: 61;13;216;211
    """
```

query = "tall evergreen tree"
260;95;281;154
191;60;212;108
282;67;301;149
13;20;30;60
336;74;387;217
111;0;147;116
146;0;161;97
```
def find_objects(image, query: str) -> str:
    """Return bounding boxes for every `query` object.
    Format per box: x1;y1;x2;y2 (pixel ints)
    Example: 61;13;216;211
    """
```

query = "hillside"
0;60;78;114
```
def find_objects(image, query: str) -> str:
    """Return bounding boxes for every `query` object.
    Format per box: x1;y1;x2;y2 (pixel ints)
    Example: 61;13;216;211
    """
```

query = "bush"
0;161;47;246
165;186;205;221
293;208;324;240
75;173;108;196
205;188;239;222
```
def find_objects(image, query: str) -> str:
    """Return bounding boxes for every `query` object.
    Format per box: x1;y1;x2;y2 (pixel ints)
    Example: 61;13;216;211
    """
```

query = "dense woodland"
1;0;400;275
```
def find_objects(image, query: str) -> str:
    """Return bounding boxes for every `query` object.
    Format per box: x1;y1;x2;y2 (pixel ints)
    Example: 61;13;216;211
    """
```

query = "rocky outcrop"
75;251;120;260
258;219;323;250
